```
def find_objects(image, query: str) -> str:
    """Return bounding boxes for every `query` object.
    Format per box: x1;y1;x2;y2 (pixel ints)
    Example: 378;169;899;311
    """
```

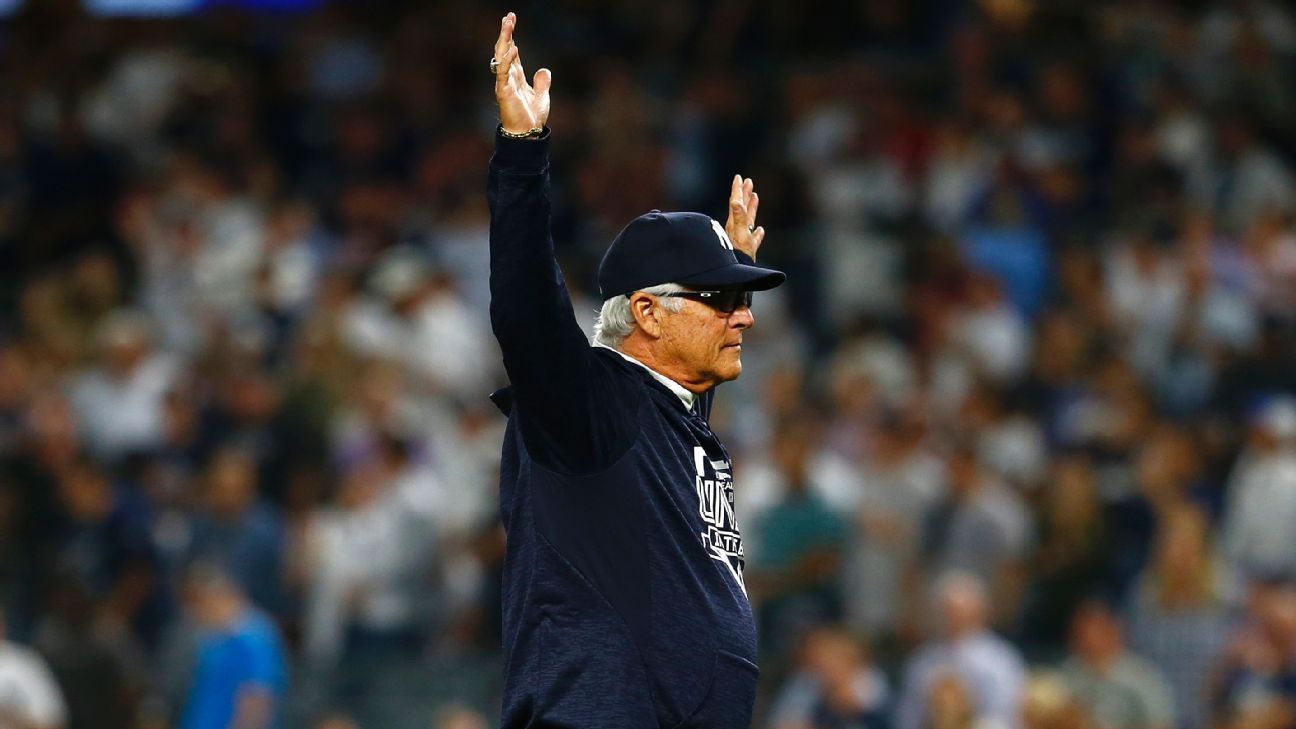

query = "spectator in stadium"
1176;237;1260;358
1059;600;1175;729
1221;396;1296;581
1023;455;1111;655
1210;581;1296;729
298;434;438;668
768;626;889;729
1132;424;1210;520
923;120;1000;235
944;273;1033;385
179;563;287;729
919;447;1033;629
959;386;1047;495
1210;115;1295;234
747;414;848;656
894;572;1026;729
1125;505;1234;729
0;601;66;729
1103;230;1187;380
339;246;494;395
30;574;139;729
1241;213;1296;318
48;457;166;649
203;365;296;504
188;445;285;615
66;309;182;462
841;409;945;640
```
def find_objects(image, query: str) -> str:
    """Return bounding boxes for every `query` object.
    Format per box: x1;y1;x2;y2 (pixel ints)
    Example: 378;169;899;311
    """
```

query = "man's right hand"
493;12;551;135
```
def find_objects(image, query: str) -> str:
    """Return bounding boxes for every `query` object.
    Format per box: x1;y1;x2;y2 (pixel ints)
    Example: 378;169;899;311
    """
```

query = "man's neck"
614;335;717;394
593;342;696;410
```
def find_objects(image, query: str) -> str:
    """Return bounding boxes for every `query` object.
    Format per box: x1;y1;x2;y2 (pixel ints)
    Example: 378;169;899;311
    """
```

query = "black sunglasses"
657;290;753;314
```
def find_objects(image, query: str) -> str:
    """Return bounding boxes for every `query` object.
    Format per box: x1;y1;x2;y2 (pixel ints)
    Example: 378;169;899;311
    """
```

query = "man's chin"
718;357;742;382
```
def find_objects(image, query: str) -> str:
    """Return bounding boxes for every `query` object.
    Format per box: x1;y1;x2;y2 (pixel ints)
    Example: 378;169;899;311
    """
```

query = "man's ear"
628;292;662;339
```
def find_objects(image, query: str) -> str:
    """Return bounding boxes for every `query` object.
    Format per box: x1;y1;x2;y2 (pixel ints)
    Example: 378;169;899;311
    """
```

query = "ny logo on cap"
709;219;734;251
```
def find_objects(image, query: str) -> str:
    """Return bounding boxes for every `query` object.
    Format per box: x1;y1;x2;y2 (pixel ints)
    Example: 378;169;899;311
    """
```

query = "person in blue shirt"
487;12;786;729
180;563;287;729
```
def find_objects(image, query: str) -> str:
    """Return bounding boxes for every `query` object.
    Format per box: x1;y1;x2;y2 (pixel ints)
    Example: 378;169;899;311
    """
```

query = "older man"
894;572;1027;729
486;12;785;729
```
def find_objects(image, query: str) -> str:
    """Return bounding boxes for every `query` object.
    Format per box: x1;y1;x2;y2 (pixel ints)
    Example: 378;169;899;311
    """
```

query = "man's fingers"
507;46;527;87
748;191;760;224
495;13;515;58
753;227;765;247
533;68;552;96
494;19;507;57
494;46;520;91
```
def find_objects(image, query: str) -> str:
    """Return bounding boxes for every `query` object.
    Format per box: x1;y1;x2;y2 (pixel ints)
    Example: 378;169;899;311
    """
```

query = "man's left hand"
725;175;765;261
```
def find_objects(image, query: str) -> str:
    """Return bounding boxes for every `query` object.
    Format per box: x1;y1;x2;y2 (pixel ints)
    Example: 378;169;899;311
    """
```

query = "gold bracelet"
499;126;545;139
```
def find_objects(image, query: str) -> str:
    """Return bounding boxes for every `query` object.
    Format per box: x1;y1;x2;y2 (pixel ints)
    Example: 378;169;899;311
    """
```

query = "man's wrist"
493;126;551;171
499;125;545;139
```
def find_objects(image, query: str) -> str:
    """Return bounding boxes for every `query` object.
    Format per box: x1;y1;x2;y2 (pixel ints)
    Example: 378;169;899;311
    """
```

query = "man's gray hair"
592;283;686;348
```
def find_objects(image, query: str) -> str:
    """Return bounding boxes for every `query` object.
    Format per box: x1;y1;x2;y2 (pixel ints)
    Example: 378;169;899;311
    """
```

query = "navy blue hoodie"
488;129;759;728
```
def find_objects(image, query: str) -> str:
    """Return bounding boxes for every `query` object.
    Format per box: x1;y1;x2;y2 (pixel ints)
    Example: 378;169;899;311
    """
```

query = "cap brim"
677;262;786;291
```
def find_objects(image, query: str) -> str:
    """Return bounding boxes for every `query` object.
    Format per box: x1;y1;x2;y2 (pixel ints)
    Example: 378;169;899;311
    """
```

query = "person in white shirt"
946;274;1032;385
894;572;1027;729
842;415;946;635
67;309;180;461
0;605;67;729
299;435;440;665
340;247;494;395
1221;397;1296;580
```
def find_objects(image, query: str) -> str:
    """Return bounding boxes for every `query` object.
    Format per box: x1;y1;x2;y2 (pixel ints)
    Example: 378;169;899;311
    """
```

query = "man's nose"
729;305;754;329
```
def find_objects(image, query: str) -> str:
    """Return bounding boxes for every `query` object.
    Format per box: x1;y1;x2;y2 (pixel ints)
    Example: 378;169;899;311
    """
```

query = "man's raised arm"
486;13;634;472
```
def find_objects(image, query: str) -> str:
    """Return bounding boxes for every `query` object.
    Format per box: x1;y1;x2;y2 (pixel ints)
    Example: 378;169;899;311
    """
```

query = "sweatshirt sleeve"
488;129;638;474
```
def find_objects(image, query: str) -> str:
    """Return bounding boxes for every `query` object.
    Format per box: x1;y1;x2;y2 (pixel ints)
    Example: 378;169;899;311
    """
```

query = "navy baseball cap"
597;211;786;300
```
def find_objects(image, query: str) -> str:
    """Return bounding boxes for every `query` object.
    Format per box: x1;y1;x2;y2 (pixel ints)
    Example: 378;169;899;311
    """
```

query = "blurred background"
0;0;1295;728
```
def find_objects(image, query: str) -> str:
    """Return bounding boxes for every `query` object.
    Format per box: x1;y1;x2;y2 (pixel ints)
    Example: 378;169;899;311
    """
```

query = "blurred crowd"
0;0;1295;728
